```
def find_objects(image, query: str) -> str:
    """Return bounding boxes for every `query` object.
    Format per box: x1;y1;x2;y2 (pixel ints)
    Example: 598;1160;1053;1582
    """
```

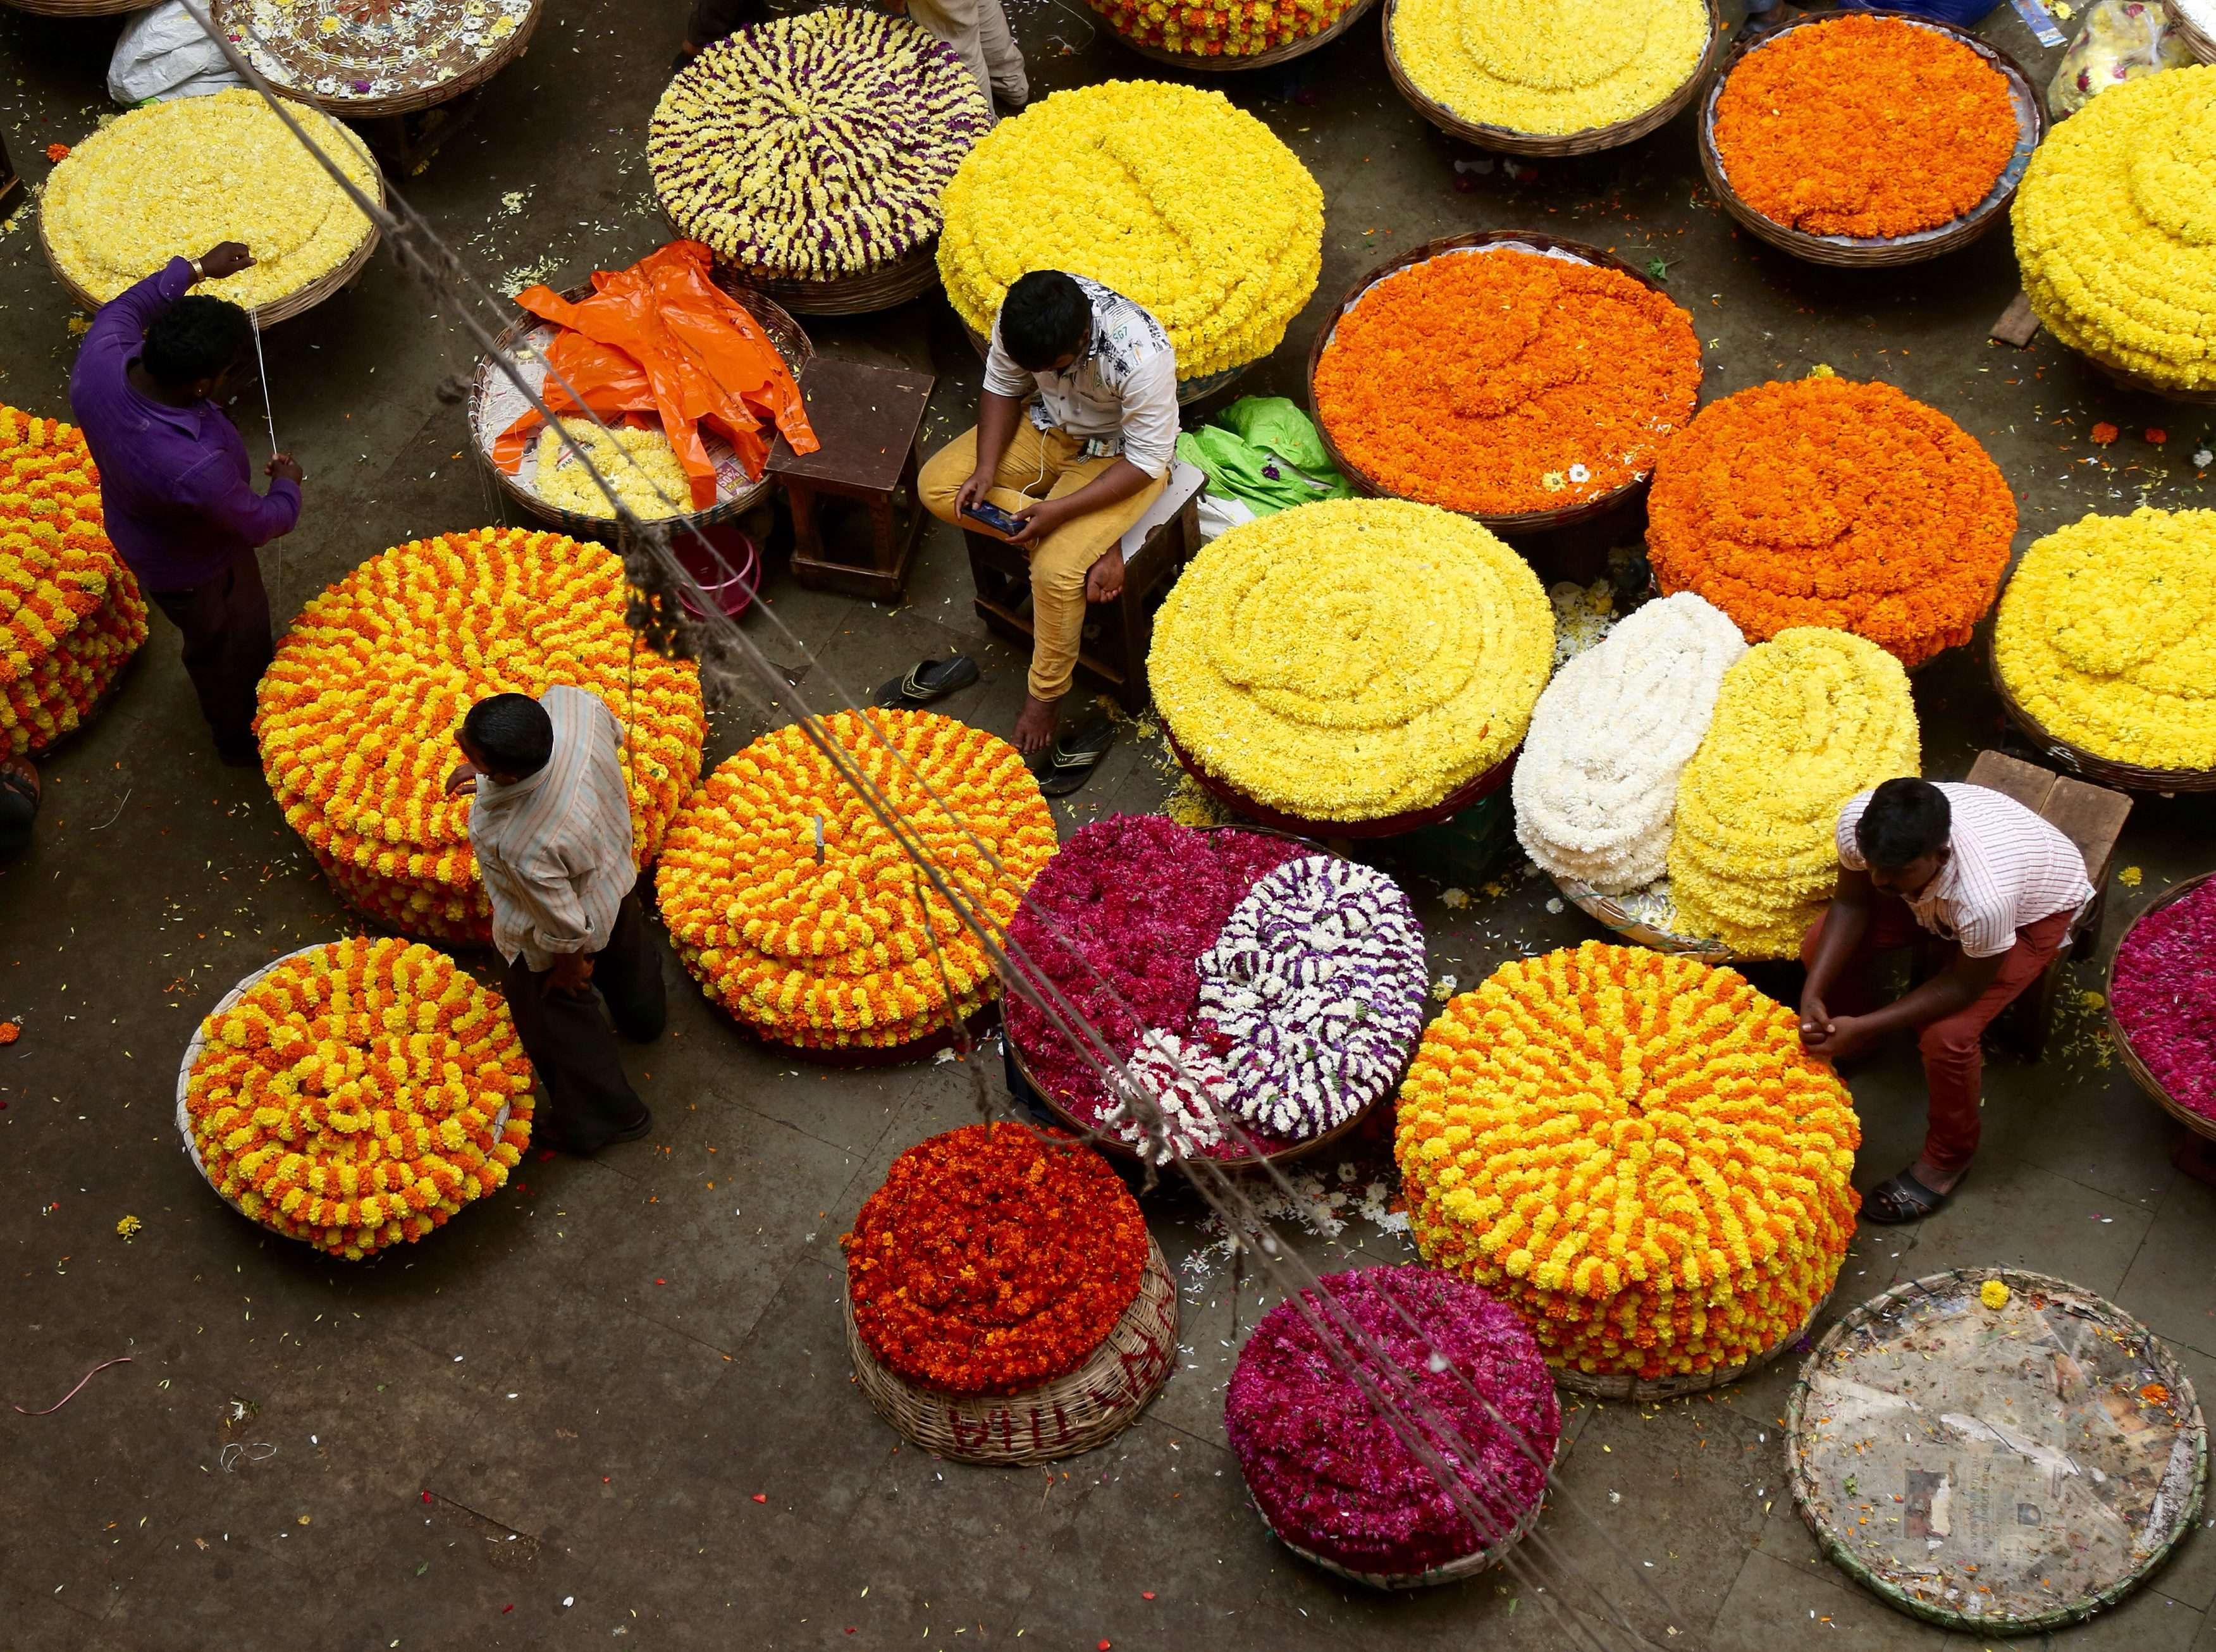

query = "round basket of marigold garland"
839;1123;1177;1464
1096;0;1379;73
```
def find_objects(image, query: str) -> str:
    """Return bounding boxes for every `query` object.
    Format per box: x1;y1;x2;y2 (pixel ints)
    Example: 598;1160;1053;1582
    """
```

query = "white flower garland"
1104;1031;1232;1164
1513;592;1747;895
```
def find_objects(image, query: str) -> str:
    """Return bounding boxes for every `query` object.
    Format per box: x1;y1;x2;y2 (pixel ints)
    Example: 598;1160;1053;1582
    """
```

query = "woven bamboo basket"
1307;231;1696;535
1111;0;1378;72
1;0;141;14
1556;1287;1831;1402
711;238;942;317
2166;0;2216;63
39;118;384;328
1548;871;1736;964
467;278;812;538
958;321;1247;409
844;1233;1178;1464
2106;870;2216;1146
725;997;999;1070
1383;0;1723;157
206;0;544;118
1698;12;2044;269
1988;646;2216;795
2078;346;2216;407
1164;724;1517;840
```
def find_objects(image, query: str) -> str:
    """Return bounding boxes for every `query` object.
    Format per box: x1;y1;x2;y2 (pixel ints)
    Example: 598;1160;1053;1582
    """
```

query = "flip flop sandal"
1028;715;1117;798
873;655;980;710
1863;1168;1954;1225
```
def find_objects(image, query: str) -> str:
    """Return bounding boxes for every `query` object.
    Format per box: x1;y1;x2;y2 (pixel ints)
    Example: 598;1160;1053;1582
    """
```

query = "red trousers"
1800;899;2075;1174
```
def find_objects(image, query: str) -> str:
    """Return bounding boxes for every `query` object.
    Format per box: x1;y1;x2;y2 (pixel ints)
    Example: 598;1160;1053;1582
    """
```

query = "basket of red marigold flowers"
839;1123;1176;1463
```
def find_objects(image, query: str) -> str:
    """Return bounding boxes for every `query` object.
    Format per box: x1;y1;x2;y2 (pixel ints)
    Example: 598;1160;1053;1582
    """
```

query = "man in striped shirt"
448;689;664;1155
1800;777;2091;1224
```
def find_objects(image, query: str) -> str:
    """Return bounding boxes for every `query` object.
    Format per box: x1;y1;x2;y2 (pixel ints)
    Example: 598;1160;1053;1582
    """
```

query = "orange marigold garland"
655;709;1057;1052
1395;942;1861;1381
0;405;147;755
1312;248;1700;519
180;937;534;1259
1083;0;1350;58
1712;15;2019;240
256;527;706;944
841;1124;1148;1394
1646;378;2013;669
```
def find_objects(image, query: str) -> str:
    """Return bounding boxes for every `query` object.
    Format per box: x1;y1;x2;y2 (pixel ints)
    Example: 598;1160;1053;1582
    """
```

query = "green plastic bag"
1175;396;1351;517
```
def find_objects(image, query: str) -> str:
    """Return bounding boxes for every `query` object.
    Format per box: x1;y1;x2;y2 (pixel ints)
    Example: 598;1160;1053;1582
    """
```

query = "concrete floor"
2;2;2212;1648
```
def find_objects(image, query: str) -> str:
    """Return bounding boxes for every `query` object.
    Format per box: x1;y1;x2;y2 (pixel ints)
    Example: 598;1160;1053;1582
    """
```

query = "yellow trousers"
920;423;1166;702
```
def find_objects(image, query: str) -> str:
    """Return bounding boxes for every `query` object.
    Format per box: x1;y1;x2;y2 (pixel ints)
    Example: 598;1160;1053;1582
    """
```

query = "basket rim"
1986;633;2216;794
1554;1285;1832;1400
1162;720;1517;839
2167;0;2216;61
663;204;944;316
2104;868;2216;1143
1547;870;1738;964
206;0;545;117
1109;0;1378;71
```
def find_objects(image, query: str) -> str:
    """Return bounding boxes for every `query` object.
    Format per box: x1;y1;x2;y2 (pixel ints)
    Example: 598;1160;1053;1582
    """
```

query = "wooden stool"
768;358;935;603
964;459;1205;715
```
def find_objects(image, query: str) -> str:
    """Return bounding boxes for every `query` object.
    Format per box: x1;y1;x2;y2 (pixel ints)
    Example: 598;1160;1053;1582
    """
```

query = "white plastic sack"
1195;491;1254;545
108;2;246;106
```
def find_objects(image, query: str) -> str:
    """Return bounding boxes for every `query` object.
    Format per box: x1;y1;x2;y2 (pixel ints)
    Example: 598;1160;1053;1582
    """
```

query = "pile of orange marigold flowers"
1711;15;2020;240
656;708;1056;1052
181;937;535;1259
1312;247;1700;519
0;405;146;756
1646;377;2014;669
1395;942;1861;1381
842;1124;1150;1393
256;527;706;943
1084;0;1351;58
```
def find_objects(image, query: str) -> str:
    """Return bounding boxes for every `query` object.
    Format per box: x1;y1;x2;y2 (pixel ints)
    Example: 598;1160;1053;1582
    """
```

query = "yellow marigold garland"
1149;498;1554;822
1668;627;1920;958
2012;65;2216;393
938;82;1324;381
255;528;706;944
1391;0;1710;137
1993;507;2216;774
182;937;534;1259
656;709;1057;1051
0;405;147;756
1395;942;1861;1381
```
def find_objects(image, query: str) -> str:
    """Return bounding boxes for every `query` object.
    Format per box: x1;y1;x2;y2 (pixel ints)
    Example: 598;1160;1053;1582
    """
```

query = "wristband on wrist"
187;256;206;282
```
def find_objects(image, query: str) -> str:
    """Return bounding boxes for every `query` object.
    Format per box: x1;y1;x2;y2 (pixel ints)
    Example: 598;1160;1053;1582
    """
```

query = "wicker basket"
1697;13;2044;269
1;0;141;13
1383;0;1723;157
844;1233;1178;1464
710;238;942;318
467;279;812;538
959;321;1248;409
1556;1288;1830;1402
1549;871;1735;964
727;997;999;1070
1988;645;2216;796
2166;0;2216;62
206;0;544;118
1164;724;1517;841
1111;0;1377;72
39;119;385;328
2106;870;2216;1146
1306;231;1696;535
2077;345;2216;407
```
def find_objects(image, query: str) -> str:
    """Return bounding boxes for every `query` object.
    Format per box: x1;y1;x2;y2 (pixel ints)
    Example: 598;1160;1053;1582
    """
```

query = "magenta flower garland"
2112;878;2216;1123
1226;1266;1560;1579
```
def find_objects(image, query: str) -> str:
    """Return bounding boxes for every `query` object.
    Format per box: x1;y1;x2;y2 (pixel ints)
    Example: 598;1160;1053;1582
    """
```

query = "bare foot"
1014;694;1059;756
1085;546;1125;605
1909;1156;1964;1197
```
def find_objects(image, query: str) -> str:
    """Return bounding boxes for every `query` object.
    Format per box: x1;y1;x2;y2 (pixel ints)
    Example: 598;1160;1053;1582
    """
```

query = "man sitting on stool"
448;689;664;1156
1799;777;2091;1224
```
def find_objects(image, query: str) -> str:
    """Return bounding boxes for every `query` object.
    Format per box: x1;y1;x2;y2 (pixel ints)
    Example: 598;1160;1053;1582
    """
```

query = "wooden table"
768;358;934;603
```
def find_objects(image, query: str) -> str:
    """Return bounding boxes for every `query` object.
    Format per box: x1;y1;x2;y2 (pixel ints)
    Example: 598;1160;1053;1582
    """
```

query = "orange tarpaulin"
494;240;818;510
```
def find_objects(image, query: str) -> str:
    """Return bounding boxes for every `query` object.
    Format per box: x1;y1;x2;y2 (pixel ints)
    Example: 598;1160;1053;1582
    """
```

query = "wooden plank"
1967;749;2058;816
2042;775;2133;883
1990;292;2041;348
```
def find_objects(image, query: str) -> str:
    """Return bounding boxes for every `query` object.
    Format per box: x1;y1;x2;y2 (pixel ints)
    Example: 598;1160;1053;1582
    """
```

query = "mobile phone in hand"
961;499;1025;536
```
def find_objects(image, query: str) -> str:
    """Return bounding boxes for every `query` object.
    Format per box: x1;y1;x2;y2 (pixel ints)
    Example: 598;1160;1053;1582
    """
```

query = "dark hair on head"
999;270;1090;372
141;296;254;390
462;693;555;779
1856;777;1950;870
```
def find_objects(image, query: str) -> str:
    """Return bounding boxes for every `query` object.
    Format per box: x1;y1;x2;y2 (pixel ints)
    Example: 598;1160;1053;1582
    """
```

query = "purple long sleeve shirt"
67;257;300;594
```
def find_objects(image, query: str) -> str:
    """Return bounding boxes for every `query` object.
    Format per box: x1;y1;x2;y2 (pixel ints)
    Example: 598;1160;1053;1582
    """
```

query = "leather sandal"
873;655;980;709
1863;1168;1955;1225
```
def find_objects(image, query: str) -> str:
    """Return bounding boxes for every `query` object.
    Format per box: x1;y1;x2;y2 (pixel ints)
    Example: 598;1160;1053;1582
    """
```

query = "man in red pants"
1800;777;2091;1224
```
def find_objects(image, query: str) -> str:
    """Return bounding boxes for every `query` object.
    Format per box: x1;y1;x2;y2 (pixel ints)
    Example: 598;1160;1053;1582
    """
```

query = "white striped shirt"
1835;782;2092;959
470;686;637;972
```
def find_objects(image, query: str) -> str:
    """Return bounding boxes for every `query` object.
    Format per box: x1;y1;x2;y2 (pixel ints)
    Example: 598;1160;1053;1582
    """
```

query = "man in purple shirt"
68;241;304;767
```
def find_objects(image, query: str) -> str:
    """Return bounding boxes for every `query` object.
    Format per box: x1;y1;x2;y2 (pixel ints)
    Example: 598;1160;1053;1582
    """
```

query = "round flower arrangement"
1669;627;1921;959
255;527;706;944
840;1123;1148;1393
1150;499;1554;823
221;0;535;108
1395;942;1862;1383
2013;65;2216;395
2112;877;2216;1125
1647;378;2014;669
1085;0;1351;56
656;709;1056;1052
532;421;692;522
1314;246;1700;519
43;89;378;310
649;8;990;283
1513;592;1746;897
0;407;147;757
180;937;534;1259
1993;507;2216;775
1226;1266;1559;1579
939;82;1324;381
1391;0;1710;137
1711;15;2021;240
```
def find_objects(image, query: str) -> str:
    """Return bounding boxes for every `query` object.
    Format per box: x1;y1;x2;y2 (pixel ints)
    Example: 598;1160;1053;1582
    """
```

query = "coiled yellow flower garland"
1150;499;1554;822
1994;507;2216;774
1669;627;1920;958
1396;942;1860;1381
1391;0;1709;137
938;82;1324;380
2012;65;2216;393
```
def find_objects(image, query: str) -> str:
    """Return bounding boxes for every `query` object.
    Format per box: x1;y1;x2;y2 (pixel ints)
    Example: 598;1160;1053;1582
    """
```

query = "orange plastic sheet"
494;240;818;510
